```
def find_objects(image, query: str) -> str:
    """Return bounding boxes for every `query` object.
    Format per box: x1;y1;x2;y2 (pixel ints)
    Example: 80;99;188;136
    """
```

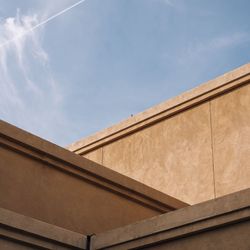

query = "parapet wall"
0;208;87;250
1;187;249;250
92;188;250;250
0;120;186;235
68;63;250;204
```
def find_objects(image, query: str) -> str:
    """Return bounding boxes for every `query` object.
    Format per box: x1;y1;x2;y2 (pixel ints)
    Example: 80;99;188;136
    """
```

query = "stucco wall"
100;102;214;204
92;188;250;250
69;64;250;205
0;121;186;235
0;208;87;250
211;85;250;198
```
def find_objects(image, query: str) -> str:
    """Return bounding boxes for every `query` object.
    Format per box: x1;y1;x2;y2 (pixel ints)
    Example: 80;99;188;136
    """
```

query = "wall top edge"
93;188;250;249
67;63;250;153
0;207;87;248
0;120;188;210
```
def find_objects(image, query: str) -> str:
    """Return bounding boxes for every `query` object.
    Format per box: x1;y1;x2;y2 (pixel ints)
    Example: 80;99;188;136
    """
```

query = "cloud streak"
0;0;86;49
0;0;91;145
176;32;250;65
0;9;67;144
188;32;250;55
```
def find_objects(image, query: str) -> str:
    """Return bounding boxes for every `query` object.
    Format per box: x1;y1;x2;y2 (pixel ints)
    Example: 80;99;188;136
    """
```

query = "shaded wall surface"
0;208;87;250
92;188;250;250
2;189;249;250
68;63;250;204
0;121;187;235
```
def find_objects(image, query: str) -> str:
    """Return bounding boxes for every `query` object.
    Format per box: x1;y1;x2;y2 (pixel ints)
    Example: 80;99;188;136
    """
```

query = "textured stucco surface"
68;64;250;153
93;189;250;250
0;239;35;250
211;84;250;198
69;64;250;205
0;120;187;236
79;83;250;205
0;207;87;250
144;221;250;250
103;103;214;204
0;146;161;234
1;189;249;250
84;148;103;164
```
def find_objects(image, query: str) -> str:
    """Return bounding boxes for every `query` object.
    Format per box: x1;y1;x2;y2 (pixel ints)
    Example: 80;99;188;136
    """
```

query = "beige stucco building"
0;63;250;249
68;63;250;205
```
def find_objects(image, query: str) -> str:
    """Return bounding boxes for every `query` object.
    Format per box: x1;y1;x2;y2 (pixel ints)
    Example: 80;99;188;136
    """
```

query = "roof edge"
93;188;250;249
0;120;188;211
67;63;250;154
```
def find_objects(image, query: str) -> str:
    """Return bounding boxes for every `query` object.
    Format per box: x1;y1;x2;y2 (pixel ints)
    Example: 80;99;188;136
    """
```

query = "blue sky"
0;0;249;146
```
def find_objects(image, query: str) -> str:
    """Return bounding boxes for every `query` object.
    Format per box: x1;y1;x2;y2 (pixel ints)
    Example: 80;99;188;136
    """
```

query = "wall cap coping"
0;120;187;212
0;207;87;249
92;188;250;249
67;63;250;154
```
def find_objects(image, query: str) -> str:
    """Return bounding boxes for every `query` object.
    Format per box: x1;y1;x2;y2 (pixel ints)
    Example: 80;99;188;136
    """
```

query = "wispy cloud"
158;0;185;11
189;32;250;54
0;0;90;145
0;10;48;91
0;0;86;49
0;9;67;144
177;32;250;65
162;0;174;6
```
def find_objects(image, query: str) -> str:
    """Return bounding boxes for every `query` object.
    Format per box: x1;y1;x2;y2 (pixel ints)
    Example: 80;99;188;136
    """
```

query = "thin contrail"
0;0;87;49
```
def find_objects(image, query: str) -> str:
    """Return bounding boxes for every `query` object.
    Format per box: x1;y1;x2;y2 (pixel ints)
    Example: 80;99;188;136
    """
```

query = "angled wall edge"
92;188;250;249
68;63;250;154
0;120;187;235
0;208;87;250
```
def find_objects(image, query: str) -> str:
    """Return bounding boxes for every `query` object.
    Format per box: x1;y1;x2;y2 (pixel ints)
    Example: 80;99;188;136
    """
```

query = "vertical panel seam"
101;147;103;165
209;101;216;198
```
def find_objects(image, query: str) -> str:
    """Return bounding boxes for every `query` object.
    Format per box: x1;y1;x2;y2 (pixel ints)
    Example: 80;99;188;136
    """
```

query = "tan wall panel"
93;189;250;250
211;84;250;197
70;65;250;204
0;120;187;237
103;103;214;204
102;136;133;177
0;146;160;235
0;207;87;250
144;221;250;250
0;239;35;250
83;148;103;164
